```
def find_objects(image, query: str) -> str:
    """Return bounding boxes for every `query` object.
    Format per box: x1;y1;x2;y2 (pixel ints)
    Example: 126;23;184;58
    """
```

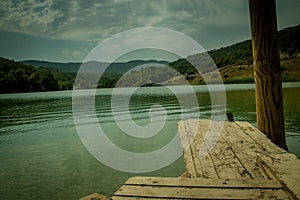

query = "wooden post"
249;0;287;150
226;112;234;122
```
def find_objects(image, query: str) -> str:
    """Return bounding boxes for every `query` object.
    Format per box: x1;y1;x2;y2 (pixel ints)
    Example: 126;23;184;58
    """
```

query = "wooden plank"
219;122;269;180
113;197;172;200
124;177;283;189
79;193;109;200
113;185;288;199
178;121;197;177
258;154;300;200
235;121;287;154
180;120;245;179
179;120;265;180
188;120;219;179
179;120;216;178
206;122;253;180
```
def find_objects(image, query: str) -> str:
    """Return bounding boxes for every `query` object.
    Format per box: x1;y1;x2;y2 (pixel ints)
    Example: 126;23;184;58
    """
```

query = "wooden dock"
81;120;300;200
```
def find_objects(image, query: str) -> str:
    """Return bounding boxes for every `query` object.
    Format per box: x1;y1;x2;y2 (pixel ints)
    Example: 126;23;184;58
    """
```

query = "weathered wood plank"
219;122;269;180
179;120;239;179
179;120;266;180
113;197;171;200
124;176;283;189
258;154;300;199
177;121;198;177
207;122;253;180
79;193;109;200
188;120;219;179
113;185;288;199
235;121;287;154
179;120;291;181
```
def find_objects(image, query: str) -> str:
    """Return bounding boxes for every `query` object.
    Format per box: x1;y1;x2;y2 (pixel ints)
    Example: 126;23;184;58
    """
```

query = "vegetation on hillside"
0;24;299;93
167;24;300;84
210;24;299;67
116;66;181;87
171;24;300;77
0;57;75;93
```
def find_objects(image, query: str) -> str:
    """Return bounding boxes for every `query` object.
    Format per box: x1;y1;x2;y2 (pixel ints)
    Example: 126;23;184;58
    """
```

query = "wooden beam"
248;0;287;150
124;177;283;189
113;184;287;199
79;193;109;200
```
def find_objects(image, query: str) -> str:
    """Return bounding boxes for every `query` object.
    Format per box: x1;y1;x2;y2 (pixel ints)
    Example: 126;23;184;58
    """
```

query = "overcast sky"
0;0;299;62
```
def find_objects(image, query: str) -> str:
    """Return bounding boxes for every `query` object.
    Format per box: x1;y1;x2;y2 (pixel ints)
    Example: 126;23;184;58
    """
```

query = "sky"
0;0;299;63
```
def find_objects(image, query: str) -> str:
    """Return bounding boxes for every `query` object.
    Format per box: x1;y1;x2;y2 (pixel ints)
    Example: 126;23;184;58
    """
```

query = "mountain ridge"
20;24;300;73
21;59;169;73
1;24;299;93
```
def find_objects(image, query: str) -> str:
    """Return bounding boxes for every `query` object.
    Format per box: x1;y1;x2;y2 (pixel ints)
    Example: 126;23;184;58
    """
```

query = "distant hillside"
21;60;169;75
116;56;300;86
22;24;299;75
19;60;169;89
170;24;300;75
116;66;181;87
167;24;300;84
0;57;63;93
207;24;299;68
21;60;81;72
1;24;299;93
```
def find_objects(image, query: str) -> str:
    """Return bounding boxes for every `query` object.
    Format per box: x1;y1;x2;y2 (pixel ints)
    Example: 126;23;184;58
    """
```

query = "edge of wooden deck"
177;120;300;199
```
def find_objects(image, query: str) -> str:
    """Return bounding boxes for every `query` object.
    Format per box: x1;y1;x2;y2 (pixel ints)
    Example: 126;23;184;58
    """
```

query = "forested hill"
166;24;300;84
21;60;81;73
0;24;299;93
207;24;300;68
21;60;168;74
170;24;299;75
0;58;168;93
126;24;299;85
21;24;299;75
0;57;76;93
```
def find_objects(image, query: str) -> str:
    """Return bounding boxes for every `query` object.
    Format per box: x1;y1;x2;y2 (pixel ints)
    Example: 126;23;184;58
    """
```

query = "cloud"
0;0;64;35
0;0;250;43
0;0;299;62
85;27;207;62
62;49;84;60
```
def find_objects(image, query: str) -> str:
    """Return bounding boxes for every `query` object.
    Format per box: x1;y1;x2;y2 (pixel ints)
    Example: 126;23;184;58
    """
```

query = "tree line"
0;57;75;93
1;24;298;93
172;24;299;76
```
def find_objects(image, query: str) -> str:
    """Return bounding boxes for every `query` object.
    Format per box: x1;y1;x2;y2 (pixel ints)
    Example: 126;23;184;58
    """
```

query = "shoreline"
1;81;300;95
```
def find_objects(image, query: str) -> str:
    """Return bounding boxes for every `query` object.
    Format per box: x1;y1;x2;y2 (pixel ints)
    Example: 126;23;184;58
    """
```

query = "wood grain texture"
124;176;283;189
79;193;110;200
113;185;288;199
108;120;299;200
249;0;287;150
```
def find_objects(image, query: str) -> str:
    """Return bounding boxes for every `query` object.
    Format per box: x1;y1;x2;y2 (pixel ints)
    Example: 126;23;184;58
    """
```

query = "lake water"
0;83;300;199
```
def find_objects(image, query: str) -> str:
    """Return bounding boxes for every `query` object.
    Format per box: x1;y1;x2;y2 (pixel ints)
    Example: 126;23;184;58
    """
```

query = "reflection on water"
0;83;299;199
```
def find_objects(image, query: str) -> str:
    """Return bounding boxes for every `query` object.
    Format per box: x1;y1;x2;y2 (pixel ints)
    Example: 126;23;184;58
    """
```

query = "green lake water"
0;83;299;199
